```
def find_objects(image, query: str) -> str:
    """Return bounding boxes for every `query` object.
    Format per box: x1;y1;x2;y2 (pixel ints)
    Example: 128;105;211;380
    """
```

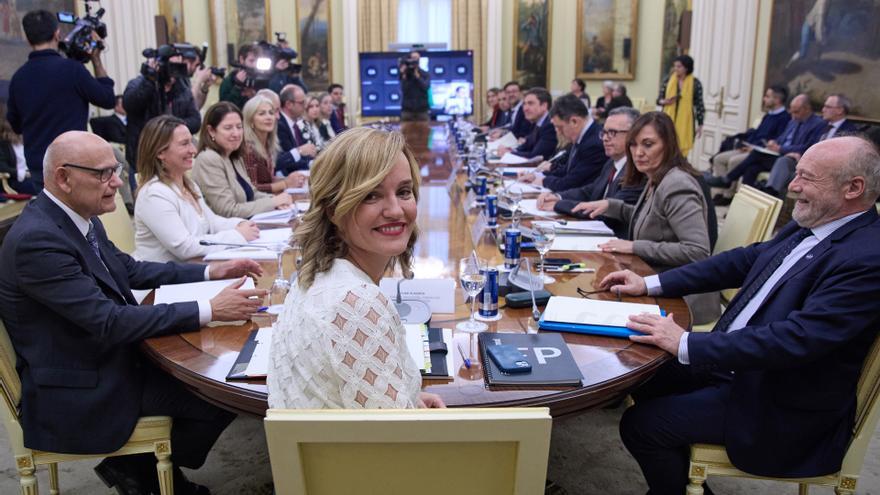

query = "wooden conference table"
142;122;690;418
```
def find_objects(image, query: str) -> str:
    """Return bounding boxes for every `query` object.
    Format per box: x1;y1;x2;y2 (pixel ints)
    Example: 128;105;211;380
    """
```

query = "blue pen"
456;343;471;369
256;306;269;313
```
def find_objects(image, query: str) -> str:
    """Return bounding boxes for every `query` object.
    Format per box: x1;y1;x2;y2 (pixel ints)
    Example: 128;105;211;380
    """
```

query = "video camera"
398;56;420;77
56;0;107;63
140;44;191;85
195;43;227;78
232;33;299;90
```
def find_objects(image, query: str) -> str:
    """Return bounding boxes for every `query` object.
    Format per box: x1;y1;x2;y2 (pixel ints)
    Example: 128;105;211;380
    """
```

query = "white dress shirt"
645;211;867;364
44;189;214;325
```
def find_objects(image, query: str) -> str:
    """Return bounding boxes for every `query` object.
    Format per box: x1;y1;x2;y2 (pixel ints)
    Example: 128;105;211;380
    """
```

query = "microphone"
392;273;432;324
547;149;567;164
510;258;542;322
198;240;271;249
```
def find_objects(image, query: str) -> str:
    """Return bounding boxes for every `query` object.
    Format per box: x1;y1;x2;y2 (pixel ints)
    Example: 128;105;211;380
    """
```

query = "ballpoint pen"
457;343;471;369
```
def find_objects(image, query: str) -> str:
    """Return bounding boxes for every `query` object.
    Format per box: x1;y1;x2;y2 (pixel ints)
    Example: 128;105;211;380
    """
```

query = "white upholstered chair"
264;407;552;495
98;191;135;254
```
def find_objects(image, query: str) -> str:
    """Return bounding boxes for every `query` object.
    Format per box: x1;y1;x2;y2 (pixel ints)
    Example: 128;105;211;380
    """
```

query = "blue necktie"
86;223;102;261
782;121;801;147
713;228;811;333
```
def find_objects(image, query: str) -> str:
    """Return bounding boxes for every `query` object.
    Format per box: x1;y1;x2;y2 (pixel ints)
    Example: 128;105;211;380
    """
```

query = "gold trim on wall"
575;0;638;81
208;0;218;66
512;0;552;89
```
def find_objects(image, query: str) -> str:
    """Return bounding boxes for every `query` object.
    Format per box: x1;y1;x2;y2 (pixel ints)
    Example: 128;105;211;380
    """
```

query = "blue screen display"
359;50;474;117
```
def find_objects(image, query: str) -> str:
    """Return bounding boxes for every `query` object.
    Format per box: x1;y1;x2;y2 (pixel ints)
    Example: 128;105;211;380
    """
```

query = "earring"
210;134;216;142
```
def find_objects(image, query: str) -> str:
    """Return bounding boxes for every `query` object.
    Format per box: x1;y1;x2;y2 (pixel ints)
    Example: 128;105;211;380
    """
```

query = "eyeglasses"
599;128;630;140
576;287;622;302
62;163;124;183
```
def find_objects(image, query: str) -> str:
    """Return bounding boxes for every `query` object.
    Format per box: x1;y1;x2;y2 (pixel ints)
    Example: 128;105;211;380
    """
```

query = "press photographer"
6;7;115;189
219;44;260;108
267;33;308;94
123;44;200;187
180;42;225;110
398;50;430;121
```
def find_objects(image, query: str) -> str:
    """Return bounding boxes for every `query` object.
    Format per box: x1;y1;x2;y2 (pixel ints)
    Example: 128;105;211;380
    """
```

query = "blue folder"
538;309;666;338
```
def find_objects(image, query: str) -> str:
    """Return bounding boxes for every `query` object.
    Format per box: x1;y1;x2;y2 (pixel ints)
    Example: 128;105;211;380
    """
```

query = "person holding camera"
220;44;259;109
182;48;218;111
6;10;115;190
399;50;430;122
123;45;201;192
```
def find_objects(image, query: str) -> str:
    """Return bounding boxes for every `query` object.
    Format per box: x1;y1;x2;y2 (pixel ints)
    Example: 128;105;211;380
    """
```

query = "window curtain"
358;0;399;52
452;0;488;123
397;0;452;48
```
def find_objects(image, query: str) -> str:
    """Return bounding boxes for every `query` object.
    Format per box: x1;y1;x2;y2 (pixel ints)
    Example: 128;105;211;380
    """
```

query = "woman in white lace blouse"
268;127;444;409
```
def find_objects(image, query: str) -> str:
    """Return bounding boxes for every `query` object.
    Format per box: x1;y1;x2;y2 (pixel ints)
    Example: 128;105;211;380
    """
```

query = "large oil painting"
766;0;880;121
0;0;76;92
158;0;185;44
225;0;268;64
513;0;550;89
659;0;690;85
297;0;331;91
576;0;638;80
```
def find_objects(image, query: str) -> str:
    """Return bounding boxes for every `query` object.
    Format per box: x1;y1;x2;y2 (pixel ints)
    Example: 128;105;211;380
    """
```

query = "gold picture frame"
225;0;271;60
576;0;638;80
512;0;552;89
296;0;333;91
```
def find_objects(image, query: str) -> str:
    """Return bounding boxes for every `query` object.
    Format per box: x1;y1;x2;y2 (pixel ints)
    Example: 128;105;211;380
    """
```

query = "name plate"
379;278;457;314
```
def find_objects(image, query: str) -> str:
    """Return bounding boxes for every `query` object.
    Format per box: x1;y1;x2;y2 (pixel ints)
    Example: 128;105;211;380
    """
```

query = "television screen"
359;50;474;118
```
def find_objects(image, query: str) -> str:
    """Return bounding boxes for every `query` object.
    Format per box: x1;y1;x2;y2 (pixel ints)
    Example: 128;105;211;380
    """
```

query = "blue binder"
538;309;666;338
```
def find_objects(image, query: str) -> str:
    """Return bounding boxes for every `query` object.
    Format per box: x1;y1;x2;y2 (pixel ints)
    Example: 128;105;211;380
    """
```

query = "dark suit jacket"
89;115;126;145
776;114;825;156
0;193;206;455
276;117;311;174
541;121;607;192
554;159;645;237
829;119;860;138
513;116;558;161
329;108;346;134
658;209;880;477
509;104;533;139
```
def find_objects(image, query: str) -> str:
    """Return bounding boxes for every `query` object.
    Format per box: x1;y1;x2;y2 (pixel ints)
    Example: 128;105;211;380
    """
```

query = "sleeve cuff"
645;275;663;296
677;332;690;365
204;265;212;281
197;299;212;326
290;149;302;161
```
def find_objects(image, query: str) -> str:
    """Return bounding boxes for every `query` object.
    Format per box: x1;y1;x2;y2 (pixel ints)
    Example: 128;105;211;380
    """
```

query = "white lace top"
267;259;423;409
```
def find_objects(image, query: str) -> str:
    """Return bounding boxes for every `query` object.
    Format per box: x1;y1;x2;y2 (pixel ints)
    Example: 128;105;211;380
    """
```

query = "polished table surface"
142;122;690;417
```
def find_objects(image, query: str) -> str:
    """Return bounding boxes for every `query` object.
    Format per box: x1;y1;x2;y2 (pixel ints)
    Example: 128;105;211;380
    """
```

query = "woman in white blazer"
133;115;260;263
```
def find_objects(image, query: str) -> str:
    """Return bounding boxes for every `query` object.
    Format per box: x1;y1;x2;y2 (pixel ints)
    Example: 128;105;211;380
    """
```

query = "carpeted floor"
3;402;880;494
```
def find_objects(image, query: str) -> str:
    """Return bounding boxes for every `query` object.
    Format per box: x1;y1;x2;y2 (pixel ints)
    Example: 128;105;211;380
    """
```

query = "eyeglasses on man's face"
600;128;630;140
62;163;124;183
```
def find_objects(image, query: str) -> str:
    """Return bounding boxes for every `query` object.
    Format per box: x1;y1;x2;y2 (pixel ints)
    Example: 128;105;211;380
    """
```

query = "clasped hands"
598;269;684;355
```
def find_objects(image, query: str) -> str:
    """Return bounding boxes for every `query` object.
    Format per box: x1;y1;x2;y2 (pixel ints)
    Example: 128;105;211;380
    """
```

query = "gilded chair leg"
154;440;174;495
798;483;809;495
15;455;38;495
686;463;707;495
49;462;60;495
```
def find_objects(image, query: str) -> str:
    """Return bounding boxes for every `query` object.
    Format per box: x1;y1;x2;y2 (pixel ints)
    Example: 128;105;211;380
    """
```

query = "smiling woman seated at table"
133;115;260;263
267;127;444;409
192;101;293;219
573;112;720;325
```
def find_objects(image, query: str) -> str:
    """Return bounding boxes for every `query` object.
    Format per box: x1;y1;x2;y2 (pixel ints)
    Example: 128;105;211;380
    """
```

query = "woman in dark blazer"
574;112;720;324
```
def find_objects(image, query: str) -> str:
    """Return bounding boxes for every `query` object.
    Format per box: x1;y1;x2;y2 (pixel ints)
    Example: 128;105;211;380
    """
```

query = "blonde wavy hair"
242;95;279;163
295;126;420;290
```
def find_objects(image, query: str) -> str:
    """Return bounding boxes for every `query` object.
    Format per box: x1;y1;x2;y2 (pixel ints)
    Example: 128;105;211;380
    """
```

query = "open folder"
539;296;663;338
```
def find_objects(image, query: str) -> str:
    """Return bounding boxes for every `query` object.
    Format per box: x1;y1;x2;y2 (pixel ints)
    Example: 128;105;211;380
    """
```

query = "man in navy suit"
518;93;607;192
277;84;317;174
0;131;268;495
763;93;861;197
599;136;880;494
497;87;557;161
488;81;532;140
705;94;825;188
536;106;645;236
327;83;347;134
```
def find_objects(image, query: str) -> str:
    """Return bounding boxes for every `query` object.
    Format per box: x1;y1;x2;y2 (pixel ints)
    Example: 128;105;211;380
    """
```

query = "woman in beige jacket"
574;112;720;324
192;101;292;219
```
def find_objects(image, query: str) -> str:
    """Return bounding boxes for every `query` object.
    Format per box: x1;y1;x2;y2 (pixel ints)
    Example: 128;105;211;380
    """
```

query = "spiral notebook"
478;332;583;387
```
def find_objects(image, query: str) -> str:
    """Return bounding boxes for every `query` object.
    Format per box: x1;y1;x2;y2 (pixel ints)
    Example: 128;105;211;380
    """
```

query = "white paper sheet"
503;180;547;194
403;325;454;377
543;296;662;327
404;324;432;372
203;247;278;261
251;208;294;225
154;278;256;305
249;228;292;246
284;187;309;195
550;236;617;252
533;220;614;236
519;199;559;217
489;152;536;165
487;132;518;153
243;326;273;378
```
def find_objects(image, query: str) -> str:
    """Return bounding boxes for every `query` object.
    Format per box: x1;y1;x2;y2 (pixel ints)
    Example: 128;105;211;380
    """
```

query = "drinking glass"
532;222;557;282
456;257;488;334
506;189;523;228
268;242;290;311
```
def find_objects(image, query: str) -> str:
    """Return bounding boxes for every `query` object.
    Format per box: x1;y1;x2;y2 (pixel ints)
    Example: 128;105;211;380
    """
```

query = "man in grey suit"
536;107;646;236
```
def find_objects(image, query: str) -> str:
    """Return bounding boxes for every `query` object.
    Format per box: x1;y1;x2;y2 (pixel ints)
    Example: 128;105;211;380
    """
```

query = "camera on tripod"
140;44;191;85
56;0;107;63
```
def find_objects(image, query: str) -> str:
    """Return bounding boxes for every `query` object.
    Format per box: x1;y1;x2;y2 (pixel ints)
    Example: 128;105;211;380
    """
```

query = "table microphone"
393;273;432;324
198;240;271;249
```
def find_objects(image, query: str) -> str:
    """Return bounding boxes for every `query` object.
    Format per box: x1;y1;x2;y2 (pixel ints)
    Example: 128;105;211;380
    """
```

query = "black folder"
478;332;583;387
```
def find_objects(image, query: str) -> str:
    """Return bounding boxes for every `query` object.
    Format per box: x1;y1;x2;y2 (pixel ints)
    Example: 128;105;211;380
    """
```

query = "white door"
689;0;760;169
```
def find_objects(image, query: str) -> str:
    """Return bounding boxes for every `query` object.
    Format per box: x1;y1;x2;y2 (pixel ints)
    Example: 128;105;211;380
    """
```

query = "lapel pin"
806;254;814;260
